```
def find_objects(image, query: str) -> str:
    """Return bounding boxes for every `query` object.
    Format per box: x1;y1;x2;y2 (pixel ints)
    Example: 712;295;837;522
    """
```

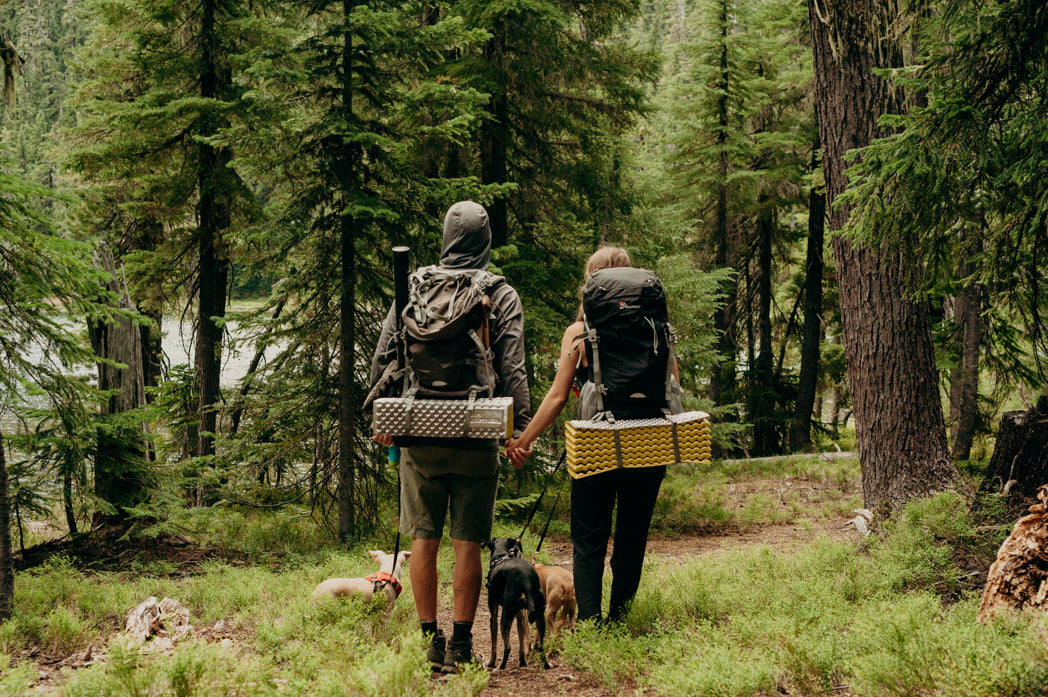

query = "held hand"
372;434;394;447
503;438;533;469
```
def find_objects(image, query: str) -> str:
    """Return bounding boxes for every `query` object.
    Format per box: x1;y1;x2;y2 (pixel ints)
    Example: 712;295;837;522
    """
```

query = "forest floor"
443;453;863;697
455;515;857;697
14;456;864;696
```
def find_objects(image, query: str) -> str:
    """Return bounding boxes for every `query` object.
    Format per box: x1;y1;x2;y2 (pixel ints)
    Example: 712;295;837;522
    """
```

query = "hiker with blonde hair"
506;245;676;624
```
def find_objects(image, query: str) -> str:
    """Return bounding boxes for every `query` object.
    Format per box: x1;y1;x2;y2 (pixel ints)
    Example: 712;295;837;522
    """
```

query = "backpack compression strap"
408;270;493;326
584;322;612;423
362;325;409;409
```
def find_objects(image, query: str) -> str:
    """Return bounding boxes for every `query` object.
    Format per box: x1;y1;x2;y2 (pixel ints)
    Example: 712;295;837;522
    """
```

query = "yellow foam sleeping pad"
565;411;711;479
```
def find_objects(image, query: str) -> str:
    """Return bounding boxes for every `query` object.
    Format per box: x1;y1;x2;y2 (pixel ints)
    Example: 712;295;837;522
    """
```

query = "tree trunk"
194;0;232;462
950;281;983;460
827;386;838;437
808;0;960;512
709;1;738;410
752;205;778;455
63;471;77;535
337;0;357;542
791;143;825;451
0;28;24;109
88;243;148;523
0;431;13;620
481;33;509;249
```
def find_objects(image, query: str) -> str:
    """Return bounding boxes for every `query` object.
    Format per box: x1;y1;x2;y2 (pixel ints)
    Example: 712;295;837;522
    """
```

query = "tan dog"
312;550;410;609
533;563;576;637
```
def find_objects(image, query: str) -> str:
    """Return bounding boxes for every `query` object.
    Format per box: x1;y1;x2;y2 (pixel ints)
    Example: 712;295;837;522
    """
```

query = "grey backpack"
398;266;499;400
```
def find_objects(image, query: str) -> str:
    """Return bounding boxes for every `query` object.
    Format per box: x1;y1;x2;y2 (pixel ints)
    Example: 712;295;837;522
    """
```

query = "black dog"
483;537;548;670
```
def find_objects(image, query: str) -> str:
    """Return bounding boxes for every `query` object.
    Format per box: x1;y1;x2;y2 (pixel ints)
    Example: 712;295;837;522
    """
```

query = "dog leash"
517;450;567;542
534;488;562;553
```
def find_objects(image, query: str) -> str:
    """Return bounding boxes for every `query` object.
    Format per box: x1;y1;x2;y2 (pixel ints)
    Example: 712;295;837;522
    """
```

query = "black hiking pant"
571;465;666;622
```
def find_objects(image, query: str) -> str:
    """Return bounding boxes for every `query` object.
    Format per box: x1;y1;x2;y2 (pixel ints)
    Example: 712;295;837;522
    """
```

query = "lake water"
1;315;271;433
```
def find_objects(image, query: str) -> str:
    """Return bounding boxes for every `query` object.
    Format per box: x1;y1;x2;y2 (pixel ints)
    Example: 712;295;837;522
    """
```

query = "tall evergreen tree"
447;0;658;325
0;159;104;618
841;0;1048;498
65;0;273;491
808;0;960;512
224;1;491;540
791;140;826;451
664;0;811;454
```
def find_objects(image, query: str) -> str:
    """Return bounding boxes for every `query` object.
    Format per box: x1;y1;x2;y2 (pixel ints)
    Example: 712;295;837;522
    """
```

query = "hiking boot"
441;636;477;674
425;630;446;672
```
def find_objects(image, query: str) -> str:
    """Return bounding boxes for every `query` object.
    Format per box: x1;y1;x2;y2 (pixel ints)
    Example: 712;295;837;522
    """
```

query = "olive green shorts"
399;446;500;544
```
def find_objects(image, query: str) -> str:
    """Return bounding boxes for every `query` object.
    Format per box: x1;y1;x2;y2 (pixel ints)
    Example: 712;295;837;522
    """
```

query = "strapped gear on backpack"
566;266;710;478
365;264;515;440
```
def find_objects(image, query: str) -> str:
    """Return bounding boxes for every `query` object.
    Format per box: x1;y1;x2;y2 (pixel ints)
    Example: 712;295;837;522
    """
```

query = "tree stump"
977;397;1048;515
978;484;1048;620
88;242;149;525
125;596;192;645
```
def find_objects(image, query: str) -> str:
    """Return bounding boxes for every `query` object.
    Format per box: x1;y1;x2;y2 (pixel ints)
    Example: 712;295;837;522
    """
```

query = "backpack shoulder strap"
583;317;612;423
662;323;678;417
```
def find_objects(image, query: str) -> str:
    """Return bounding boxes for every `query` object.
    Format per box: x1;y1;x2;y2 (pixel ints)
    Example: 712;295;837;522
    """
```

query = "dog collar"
489;554;514;569
366;572;402;598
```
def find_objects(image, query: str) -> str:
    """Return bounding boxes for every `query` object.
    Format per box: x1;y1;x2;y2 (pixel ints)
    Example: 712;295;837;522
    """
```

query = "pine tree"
446;0;658;324
663;0;811;454
221;1;492;540
808;0;960;511
841;0;1048;501
1;159;104;618
64;0;279;498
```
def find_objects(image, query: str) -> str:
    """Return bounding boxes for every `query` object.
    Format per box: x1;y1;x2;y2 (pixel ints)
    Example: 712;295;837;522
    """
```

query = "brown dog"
533;563;576;639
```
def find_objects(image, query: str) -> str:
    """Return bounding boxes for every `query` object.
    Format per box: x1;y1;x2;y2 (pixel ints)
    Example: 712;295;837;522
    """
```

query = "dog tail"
526;585;546;624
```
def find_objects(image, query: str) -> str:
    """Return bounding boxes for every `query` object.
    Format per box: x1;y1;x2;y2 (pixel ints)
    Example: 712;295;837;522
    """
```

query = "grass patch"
559;492;1022;697
651;453;861;535
0;454;1027;697
4;538;486;697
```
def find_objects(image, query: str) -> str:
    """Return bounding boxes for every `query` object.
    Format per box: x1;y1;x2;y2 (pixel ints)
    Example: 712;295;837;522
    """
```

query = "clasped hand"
502;437;533;469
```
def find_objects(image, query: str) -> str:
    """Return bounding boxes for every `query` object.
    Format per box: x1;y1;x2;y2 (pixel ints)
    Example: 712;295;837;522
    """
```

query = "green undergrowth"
0;460;1028;697
651;453;862;535
561;491;1027;697
1;539;488;697
513;450;864;542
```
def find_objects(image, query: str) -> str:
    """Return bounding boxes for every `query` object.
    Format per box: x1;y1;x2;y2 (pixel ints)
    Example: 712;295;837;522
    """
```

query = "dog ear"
482;540;493;551
401;551;411;559
368;550;382;561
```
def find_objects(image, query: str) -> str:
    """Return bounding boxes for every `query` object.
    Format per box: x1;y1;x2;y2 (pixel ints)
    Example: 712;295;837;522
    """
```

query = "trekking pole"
390;246;410;562
517;450;567;542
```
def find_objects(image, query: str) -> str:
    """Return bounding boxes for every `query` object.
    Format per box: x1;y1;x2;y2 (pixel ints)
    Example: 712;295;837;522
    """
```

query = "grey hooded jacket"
368;201;532;449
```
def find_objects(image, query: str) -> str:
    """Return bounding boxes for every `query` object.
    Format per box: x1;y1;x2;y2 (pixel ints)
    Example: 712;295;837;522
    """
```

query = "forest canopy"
1;0;1047;551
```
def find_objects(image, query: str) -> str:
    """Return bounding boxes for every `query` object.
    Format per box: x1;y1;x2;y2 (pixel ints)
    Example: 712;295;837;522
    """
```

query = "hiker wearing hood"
368;201;531;674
